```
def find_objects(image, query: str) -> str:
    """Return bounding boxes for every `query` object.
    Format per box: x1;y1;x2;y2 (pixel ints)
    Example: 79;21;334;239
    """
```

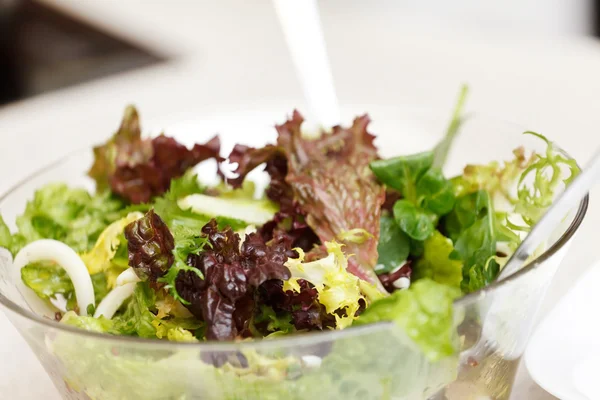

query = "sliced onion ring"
13;239;95;316
94;282;137;319
115;267;141;286
94;268;141;319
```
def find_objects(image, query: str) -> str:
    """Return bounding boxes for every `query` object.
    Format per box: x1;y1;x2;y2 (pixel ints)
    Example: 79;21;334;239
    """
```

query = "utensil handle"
272;0;340;128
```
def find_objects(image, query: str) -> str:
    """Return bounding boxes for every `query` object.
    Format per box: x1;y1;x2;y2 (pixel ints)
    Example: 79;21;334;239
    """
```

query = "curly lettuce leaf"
355;278;461;361
111;282;158;338
2;184;126;255
450;146;533;200
80;212;143;285
283;241;380;329
157;225;207;305
513;131;580;228
413;231;462;288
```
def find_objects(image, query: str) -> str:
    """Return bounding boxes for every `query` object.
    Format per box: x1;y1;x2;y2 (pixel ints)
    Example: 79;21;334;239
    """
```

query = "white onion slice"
13;239;95;316
94;282;137;319
115;267;141;286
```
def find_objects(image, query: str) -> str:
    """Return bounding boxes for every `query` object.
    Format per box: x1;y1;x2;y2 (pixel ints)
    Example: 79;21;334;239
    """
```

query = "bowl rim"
0;115;589;350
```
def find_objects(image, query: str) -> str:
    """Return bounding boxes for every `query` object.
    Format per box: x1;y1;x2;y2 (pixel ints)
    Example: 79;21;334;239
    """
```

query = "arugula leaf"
416;168;455;215
454;215;500;293
375;215;410;274
413;231;462;288
432;84;469;168
392;200;436;241
370;152;434;200
444;191;499;292
356;278;461;361
442;190;490;242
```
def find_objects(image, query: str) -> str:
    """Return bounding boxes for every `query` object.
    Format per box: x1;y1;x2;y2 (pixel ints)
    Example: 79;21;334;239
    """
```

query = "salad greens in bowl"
0;87;587;399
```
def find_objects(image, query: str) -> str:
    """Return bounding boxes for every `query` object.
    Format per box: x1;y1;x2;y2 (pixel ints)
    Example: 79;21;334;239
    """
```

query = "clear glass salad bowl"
0;108;587;400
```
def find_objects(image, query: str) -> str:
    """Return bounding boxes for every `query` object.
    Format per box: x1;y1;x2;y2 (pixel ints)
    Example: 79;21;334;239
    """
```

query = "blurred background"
0;0;596;105
1;2;600;399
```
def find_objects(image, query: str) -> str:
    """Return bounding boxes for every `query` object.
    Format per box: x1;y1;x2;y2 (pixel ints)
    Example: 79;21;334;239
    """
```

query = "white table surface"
2;1;600;398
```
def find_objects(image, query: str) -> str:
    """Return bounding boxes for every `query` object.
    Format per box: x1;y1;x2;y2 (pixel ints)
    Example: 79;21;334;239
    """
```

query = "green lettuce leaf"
442;190;500;292
356;278;461;361
1;184;126;255
416;168;455;215
375;214;410;274
21;262;74;300
111;282;157;338
252;305;295;334
370;152;434;199
61;311;116;333
413;231;462;288
392;200;436;241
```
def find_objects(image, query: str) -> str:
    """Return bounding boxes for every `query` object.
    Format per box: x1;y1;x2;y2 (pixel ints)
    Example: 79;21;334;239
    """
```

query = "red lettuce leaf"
175;220;292;341
89;106;222;204
227;141;321;253
225;111;385;289
124;209;175;282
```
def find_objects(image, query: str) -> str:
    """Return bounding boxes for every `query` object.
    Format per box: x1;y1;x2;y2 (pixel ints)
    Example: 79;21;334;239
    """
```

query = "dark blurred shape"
0;0;164;106
595;0;600;37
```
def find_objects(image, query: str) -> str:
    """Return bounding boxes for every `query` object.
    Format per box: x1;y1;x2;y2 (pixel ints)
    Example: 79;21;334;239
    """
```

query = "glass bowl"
0;108;587;400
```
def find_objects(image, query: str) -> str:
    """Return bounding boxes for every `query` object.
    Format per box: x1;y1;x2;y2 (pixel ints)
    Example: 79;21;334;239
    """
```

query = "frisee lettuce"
0;184;127;255
283;242;374;329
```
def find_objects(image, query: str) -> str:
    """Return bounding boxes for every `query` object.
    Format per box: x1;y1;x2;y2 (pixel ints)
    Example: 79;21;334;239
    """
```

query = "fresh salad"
0;87;578;363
